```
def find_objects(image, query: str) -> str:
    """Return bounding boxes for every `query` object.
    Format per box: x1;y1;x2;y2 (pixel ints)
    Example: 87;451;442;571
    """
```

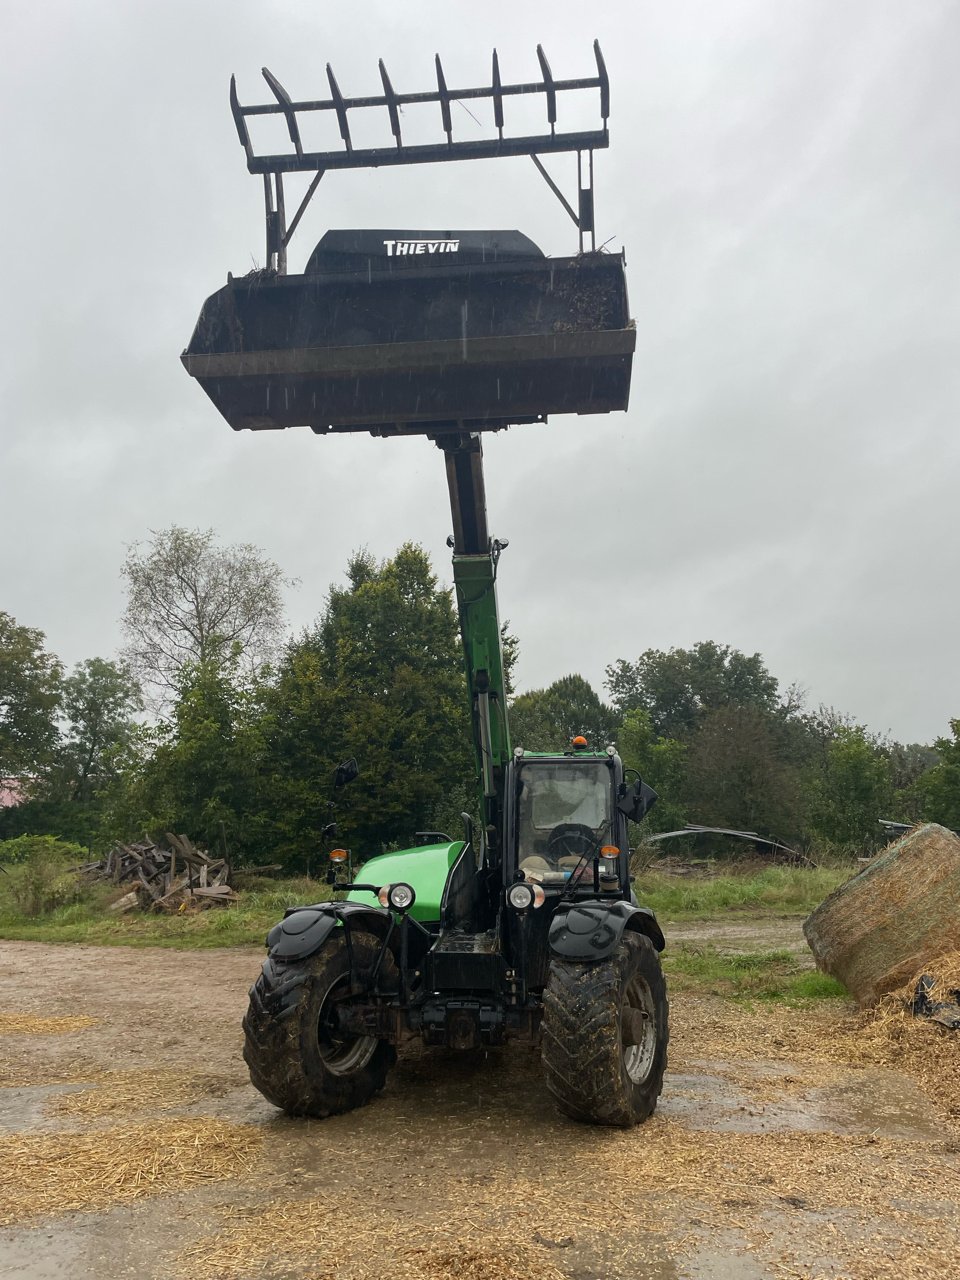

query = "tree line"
2;526;958;866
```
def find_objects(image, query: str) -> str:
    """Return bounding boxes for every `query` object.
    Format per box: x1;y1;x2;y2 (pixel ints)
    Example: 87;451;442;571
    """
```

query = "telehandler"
183;43;668;1126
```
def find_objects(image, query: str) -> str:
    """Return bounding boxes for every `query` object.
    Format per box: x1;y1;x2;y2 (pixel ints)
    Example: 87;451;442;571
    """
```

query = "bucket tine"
536;46;557;132
491;50;504;137
229;75;253;166
435;54;453;144
326;63;352;152
379;60;403;149
594;40;610;123
229;45;608;175
262;67;303;159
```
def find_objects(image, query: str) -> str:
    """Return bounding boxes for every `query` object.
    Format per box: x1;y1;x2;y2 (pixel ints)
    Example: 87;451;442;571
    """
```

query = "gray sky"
2;0;958;743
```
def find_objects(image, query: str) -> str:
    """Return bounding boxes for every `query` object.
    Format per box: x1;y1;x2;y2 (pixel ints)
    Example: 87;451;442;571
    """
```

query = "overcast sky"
2;0;958;744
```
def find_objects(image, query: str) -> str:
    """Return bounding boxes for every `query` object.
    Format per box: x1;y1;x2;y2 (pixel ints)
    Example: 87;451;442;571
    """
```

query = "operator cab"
509;745;628;897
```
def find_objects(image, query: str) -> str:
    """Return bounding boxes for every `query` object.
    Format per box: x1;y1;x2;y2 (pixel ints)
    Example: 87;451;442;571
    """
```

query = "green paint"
452;554;510;771
346;841;464;923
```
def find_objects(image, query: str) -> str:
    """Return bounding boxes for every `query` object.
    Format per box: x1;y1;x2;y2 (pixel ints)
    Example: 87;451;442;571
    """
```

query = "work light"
378;882;416;912
507;882;534;910
507;882;546;911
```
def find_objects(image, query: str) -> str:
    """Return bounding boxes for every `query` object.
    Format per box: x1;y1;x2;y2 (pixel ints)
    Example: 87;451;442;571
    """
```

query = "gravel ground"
0;926;956;1280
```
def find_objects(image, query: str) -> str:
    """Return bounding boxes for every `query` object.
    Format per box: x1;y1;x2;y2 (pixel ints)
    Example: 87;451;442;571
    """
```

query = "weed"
0;875;331;949
634;865;851;920
0;866;849;951
662;943;847;1002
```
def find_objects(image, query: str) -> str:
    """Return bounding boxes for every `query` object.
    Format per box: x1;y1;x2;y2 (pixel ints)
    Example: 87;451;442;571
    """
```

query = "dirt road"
1;933;957;1280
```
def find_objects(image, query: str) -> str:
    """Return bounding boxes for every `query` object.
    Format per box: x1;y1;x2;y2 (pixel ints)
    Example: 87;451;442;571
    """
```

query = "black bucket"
181;230;635;436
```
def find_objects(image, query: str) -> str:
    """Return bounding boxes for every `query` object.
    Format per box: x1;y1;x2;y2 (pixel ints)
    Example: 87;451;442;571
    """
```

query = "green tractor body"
346;842;465;924
186;44;669;1127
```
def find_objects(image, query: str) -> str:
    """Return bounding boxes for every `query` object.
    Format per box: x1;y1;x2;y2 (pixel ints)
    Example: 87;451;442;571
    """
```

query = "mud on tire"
243;932;397;1117
541;932;668;1127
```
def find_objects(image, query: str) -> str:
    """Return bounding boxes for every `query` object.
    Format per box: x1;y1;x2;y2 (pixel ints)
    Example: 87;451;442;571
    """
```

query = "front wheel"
541;932;668;1127
242;932;397;1117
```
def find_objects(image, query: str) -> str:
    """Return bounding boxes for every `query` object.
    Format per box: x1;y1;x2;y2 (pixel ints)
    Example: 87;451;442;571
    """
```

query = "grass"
662;943;847;1002
0;877;330;949
0;863;850;950
633;864;852;920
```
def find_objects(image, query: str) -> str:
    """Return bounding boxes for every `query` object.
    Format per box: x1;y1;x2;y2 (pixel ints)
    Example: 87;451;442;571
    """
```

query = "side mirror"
333;758;360;789
617;778;658;823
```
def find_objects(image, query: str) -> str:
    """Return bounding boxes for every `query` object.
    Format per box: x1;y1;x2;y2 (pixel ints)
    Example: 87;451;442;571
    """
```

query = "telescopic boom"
438;434;511;860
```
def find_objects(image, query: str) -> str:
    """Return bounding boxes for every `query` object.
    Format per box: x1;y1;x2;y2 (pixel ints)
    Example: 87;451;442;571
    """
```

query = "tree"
889;740;939;794
616;709;687;833
121;526;294;700
683;704;800;836
499;622;519;697
55;658;142;803
3;658;145;848
806;726;892;847
510;674;617;752
916;720;960;831
260;545;473;864
605;641;779;740
0;612;62;779
106;657;265;859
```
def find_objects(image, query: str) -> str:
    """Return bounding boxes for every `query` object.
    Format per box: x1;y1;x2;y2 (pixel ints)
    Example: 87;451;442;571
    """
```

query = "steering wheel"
546;823;598;864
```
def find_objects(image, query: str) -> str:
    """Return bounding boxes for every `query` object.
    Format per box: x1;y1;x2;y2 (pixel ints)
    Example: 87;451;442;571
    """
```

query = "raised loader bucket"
181;229;634;436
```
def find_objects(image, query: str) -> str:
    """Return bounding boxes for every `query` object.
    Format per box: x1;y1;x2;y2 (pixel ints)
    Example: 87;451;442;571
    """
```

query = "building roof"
0;778;26;809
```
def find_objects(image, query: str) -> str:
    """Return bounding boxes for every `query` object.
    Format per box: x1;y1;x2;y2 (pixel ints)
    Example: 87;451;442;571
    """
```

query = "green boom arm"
439;435;511;860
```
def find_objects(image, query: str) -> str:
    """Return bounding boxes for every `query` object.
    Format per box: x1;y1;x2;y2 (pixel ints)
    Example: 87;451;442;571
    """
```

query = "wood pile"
804;822;960;1005
81;834;237;913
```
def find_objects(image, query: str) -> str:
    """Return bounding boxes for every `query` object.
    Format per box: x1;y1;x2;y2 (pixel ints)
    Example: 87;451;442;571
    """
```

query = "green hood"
346;841;464;924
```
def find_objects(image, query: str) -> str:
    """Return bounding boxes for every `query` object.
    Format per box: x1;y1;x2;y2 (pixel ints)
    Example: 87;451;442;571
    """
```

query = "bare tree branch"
120;526;297;704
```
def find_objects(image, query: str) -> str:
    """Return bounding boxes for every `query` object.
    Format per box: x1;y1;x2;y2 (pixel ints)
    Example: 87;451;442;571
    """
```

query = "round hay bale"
803;823;960;1005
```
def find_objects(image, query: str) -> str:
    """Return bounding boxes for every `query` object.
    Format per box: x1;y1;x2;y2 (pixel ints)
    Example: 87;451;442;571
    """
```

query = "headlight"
507;882;535;911
378;882;416;912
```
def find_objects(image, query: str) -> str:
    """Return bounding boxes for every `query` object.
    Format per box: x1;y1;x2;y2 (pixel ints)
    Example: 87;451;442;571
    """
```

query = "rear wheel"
243;932;397;1117
541;932;668;1127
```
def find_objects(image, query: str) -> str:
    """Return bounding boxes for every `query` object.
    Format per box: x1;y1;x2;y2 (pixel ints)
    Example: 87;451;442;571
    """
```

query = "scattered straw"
0;1065;91;1088
178;1199;587;1280
46;1069;237;1119
175;1115;960;1280
0;1013;96;1035
414;1244;568;1280
0;1118;260;1224
670;987;960;1122
892;947;960;1002
571;1119;960;1280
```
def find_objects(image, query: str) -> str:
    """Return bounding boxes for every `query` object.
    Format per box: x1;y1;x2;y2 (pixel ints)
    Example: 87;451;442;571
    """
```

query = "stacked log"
82;834;237;912
803;823;960;1004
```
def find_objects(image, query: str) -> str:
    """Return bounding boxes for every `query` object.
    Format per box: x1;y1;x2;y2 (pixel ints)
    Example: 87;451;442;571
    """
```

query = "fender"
548;900;665;963
266;901;395;962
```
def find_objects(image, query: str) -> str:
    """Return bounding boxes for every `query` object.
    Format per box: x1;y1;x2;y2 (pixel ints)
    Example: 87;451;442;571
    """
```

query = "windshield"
516;761;612;881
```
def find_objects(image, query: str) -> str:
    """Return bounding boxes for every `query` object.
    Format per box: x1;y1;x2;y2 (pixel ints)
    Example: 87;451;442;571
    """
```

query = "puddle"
664;1061;942;1140
805;1067;944;1140
680;1229;776;1279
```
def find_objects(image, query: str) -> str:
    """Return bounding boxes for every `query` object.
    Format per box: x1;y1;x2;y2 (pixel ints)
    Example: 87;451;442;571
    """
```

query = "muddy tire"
541;932;668;1127
242;932;396;1117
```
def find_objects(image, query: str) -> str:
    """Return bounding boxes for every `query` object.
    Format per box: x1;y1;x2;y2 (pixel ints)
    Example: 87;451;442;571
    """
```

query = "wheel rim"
621;975;657;1084
316;975;378;1076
